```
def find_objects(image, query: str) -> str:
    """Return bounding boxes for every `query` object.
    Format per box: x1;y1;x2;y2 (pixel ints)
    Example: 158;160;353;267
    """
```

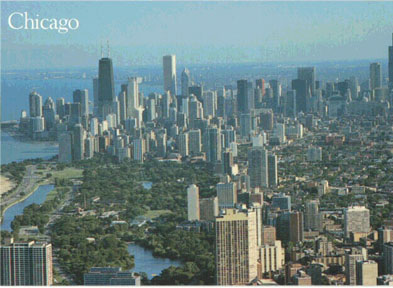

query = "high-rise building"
43;97;56;131
222;149;234;176
98;57;115;119
188;129;202;154
356;260;378;286
237;80;249;114
58;132;73;163
73;124;85;161
29;91;42;117
289;211;304;243
248;147;268;188
73;89;89;117
304;200;320;231
389;34;393;88
285;90;297;118
133;138;145;163
370;62;382;91
216;179;237;209
203;91;217;117
205;127;221;163
272;193;291;211
292;79;308;113
178;132;189;157
261;226;276;246
1;240;53;286
56;97;65;118
269;80;282;110
268;153;278;187
84;267;141;286
240;114;252;138
215;208;258;285
187;184;200;221
181;68;191;97
258;240;285;275
383;242;393;274
345;247;367;285
199;197;218;222
297;67;316;96
163;55;177;96
344;206;370;238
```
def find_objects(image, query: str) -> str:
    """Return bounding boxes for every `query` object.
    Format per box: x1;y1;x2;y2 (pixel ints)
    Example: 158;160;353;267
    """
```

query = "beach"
0;175;15;195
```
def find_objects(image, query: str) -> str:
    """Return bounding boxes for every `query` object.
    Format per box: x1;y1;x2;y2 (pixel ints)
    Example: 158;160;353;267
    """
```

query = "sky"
2;1;393;70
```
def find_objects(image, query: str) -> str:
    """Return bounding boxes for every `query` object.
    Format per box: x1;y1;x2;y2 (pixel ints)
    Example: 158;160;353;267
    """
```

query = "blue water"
142;181;152;190
1;131;58;165
128;243;181;279
0;184;55;232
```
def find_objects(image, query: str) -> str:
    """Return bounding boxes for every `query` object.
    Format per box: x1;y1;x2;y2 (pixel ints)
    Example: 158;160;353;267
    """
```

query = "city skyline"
2;1;393;70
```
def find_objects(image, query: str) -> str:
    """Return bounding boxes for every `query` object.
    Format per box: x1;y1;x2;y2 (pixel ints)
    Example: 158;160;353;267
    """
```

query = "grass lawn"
144;209;172;219
50;168;83;179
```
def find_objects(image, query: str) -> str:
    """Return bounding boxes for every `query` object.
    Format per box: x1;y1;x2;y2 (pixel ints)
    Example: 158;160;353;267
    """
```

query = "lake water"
128;243;181;279
1;184;55;232
1;131;58;165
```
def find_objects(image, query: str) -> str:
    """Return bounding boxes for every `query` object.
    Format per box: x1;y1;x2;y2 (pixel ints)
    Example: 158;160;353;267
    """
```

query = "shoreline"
0;178;52;224
1;126;58;145
0;175;16;196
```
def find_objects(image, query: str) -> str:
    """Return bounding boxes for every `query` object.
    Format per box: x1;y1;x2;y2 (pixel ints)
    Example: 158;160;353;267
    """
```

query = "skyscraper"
297;67;316;96
73;89;89;117
29;91;42;117
187;184;200;221
304;200;320;231
181;68;191;97
188;129;202;155
215;208;258;285
356;261;378;286
163;55;177;96
216;180;237;209
199;197;219;221
1;241;53;286
178;132;189;157
268;153;278;187
248;147;268;188
370;62;382;91
344;206;370;238
292;79;308;113
289;211;304;243
237;80;249;114
383;242;393;274
389;33;393;88
73;124;85;161
98;57;115;118
205;127;222;163
58;132;73;163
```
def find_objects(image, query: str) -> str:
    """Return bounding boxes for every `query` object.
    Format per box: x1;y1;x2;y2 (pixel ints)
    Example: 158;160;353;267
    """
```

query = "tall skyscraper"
188;129;202;154
304;200;320;231
344;206;370;238
163;55;177;96
178;132;189;157
215;208;258;285
289;211;304;243
383;242;393;274
93;77;99;115
272;193;291;211
73;89;89;117
1;241;53;286
292;79;308;113
370;62;382;91
269;80;282;110
187;184;200;221
216;180;237;209
205;127;221;163
98;57;115;118
268;153;278;187
345;247;367;285
248;147;268;188
29;91;42;117
58;132;73;163
181;68;191;97
73;124;85;161
237;80;249;114
389;33;393;88
297;67;316;96
356;261;378;286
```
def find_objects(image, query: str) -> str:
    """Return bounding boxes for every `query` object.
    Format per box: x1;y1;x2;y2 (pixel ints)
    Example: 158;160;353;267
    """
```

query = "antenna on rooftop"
100;41;103;58
107;40;110;58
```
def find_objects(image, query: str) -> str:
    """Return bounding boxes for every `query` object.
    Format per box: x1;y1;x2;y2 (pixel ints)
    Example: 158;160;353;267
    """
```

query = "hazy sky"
2;1;393;70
